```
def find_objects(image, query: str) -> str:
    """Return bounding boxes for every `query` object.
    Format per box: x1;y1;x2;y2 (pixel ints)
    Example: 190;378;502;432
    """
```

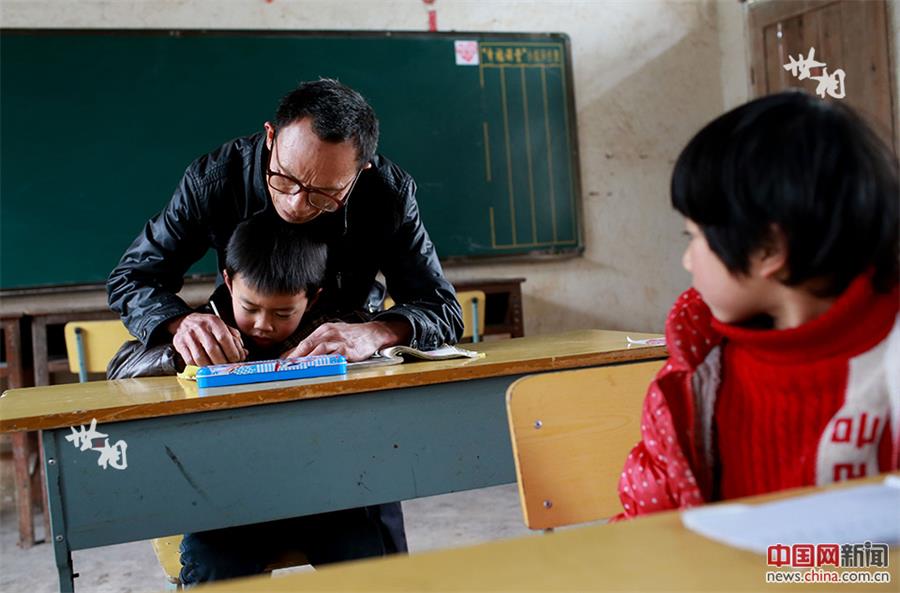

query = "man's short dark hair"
225;214;328;296
274;78;379;167
671;91;898;296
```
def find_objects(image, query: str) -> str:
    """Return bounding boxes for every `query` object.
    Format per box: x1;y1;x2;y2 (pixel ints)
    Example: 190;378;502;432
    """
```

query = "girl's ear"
754;225;789;280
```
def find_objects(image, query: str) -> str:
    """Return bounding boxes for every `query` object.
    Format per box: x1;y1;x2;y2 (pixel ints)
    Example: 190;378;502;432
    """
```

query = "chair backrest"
455;290;486;342
506;359;664;530
384;290;487;343
63;320;133;381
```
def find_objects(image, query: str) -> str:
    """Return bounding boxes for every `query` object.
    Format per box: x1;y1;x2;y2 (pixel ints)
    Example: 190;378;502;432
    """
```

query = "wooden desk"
0;282;215;386
1;289;127;386
0;284;213;546
3;279;521;386
0;315;29;389
1;314;49;548
0;330;665;592
194;476;899;593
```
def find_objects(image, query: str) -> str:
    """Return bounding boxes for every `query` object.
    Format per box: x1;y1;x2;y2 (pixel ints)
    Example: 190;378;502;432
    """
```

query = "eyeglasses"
266;131;362;213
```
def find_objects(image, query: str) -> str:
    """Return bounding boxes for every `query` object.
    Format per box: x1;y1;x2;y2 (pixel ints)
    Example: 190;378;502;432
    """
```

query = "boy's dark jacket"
107;133;463;353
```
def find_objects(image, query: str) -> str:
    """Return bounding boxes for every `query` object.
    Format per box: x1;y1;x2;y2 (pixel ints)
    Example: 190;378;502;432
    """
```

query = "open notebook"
347;343;483;370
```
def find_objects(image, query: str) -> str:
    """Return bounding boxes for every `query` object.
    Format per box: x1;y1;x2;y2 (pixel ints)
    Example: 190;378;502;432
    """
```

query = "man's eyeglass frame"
266;130;363;213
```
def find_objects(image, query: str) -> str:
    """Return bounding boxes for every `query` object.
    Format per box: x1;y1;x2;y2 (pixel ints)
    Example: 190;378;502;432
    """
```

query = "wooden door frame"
747;0;897;153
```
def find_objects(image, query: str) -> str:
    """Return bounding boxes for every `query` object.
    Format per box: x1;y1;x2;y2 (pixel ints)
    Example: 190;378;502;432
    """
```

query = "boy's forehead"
232;274;307;306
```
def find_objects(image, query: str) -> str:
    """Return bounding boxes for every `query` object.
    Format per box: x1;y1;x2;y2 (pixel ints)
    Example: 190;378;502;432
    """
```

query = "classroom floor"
0;439;535;593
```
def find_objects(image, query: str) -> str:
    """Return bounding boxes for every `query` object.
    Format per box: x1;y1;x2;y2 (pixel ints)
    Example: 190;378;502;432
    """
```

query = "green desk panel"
43;374;519;591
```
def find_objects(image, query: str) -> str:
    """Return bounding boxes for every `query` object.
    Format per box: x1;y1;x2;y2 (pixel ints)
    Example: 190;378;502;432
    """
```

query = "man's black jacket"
108;132;463;350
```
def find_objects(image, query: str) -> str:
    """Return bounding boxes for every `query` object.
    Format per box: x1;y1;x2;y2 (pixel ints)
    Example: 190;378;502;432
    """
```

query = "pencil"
209;299;245;355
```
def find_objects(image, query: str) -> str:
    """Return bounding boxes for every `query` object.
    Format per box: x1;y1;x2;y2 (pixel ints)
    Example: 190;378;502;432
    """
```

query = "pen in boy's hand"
209;300;248;358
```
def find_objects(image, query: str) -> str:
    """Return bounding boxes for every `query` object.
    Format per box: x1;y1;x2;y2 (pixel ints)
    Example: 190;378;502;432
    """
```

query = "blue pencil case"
196;354;347;388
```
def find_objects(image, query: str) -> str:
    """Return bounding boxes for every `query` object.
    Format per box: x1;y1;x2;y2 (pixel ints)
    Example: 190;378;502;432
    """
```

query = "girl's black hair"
671;91;898;295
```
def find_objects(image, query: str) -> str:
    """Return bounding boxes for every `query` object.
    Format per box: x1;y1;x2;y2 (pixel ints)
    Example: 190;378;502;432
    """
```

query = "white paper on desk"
681;477;900;554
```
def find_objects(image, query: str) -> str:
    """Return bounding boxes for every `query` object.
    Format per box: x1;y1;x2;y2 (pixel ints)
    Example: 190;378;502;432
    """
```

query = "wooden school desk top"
191;475;900;593
0;329;666;433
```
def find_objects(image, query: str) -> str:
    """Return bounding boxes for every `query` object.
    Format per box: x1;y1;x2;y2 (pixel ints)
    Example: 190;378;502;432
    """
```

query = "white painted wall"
2;0;753;335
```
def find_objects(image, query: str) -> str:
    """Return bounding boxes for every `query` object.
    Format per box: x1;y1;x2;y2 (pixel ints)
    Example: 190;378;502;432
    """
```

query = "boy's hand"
166;313;247;366
284;320;411;362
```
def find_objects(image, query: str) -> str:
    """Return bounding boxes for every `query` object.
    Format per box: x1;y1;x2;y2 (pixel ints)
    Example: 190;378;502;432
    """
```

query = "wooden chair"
63;320;133;381
384;290;486;343
455;290;486;343
64;319;307;588
505;360;664;531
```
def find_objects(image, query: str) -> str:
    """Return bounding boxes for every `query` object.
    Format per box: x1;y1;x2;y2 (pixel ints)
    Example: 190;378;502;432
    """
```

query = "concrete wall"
1;0;753;335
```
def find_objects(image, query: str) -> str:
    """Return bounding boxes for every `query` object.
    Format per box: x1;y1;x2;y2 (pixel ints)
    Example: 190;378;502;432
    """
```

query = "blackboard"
0;30;582;290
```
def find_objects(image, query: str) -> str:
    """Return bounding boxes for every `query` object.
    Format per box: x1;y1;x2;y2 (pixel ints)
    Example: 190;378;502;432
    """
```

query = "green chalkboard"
0;30;582;290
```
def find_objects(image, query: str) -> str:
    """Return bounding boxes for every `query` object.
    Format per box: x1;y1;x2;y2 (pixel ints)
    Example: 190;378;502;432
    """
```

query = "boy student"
617;91;899;518
108;80;453;581
107;214;327;378
109;215;409;582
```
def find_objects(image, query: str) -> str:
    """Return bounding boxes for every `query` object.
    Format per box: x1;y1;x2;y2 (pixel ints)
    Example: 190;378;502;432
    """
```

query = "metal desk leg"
43;432;75;593
38;431;52;543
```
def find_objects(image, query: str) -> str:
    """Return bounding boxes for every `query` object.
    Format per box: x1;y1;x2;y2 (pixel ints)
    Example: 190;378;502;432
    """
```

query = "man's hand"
166;313;247;366
283;320;412;362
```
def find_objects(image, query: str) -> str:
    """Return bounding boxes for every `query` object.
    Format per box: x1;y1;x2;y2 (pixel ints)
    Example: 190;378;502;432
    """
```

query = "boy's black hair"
274;78;379;167
225;215;328;296
671;91;898;296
